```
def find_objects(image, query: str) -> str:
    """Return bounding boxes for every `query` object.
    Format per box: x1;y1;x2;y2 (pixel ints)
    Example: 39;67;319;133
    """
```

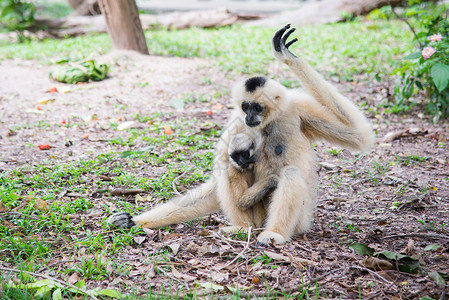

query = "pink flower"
429;33;443;42
422;46;436;59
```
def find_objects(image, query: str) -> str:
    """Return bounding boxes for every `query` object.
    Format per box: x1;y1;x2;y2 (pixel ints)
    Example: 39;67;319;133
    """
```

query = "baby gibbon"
108;24;374;245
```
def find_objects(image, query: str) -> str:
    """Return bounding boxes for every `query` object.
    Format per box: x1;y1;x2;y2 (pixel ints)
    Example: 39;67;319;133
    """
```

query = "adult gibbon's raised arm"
272;24;374;151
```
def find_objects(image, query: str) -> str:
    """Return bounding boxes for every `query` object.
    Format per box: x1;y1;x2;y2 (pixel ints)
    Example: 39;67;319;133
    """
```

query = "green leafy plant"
393;2;449;121
0;0;35;42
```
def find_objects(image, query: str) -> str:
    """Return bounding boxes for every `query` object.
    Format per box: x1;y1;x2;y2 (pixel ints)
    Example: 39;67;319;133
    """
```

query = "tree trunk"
98;0;149;55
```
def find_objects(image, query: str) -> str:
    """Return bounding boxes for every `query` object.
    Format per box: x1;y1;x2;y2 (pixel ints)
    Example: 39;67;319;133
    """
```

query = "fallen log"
31;8;263;38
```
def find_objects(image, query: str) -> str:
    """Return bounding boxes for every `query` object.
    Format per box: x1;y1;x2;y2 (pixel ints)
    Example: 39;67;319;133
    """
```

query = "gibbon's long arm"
272;25;374;151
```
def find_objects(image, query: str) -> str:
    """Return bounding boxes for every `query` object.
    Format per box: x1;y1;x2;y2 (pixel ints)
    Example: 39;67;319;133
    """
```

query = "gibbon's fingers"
285;38;298;49
273;24;291;52
282;28;296;45
108;212;136;229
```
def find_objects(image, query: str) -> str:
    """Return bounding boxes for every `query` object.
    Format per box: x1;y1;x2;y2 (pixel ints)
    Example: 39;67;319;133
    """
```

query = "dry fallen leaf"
251;276;260;284
382;128;428;143
0;202;7;213
197;229;211;236
35;199;48;211
361;256;394;271
198;243;220;257
133;236;146;245
68;272;80;285
171;265;196;282
401;238;415;256
142;228;155;235
211;271;228;283
168;242;180;255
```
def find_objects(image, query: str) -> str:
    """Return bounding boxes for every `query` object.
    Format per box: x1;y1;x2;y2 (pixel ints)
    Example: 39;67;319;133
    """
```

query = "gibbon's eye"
241;102;249;112
253;103;264;113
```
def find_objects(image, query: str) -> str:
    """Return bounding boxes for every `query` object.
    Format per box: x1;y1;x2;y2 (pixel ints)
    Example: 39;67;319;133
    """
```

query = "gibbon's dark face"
241;101;264;127
242;76;267;127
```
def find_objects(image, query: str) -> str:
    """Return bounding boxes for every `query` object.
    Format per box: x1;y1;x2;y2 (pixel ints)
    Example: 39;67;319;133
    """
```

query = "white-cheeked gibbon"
108;24;374;245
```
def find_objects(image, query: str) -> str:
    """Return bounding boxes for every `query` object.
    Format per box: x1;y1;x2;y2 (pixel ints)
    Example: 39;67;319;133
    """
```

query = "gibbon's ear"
231;80;247;108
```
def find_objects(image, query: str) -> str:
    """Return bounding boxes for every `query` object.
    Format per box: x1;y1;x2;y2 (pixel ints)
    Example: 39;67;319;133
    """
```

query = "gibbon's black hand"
272;24;298;57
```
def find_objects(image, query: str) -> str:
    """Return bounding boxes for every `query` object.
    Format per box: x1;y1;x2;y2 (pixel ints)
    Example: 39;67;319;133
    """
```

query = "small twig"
110;189;145;196
211;232;237;250
217;226;252;270
37;259;75;273
0;212;40;220
389;0;424;48
382;233;449;240
350;265;396;288
172;170;188;196
0;267;99;300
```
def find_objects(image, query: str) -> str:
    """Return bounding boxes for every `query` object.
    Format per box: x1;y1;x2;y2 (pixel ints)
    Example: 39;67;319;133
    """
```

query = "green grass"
0;21;414;78
0;113;219;298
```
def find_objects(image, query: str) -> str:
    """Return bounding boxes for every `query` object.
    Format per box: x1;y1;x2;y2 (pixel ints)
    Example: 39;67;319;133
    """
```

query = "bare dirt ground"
1;51;448;298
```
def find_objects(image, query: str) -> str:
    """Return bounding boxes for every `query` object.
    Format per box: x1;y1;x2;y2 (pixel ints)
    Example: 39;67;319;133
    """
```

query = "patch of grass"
327;148;343;156
0;33;111;61
0;21;413;78
251;253;273;265
366;160;391;184
395;154;428;166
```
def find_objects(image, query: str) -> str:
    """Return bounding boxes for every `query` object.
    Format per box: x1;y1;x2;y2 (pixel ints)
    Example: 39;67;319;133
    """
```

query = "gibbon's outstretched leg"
272;24;374;150
108;180;220;228
256;166;313;245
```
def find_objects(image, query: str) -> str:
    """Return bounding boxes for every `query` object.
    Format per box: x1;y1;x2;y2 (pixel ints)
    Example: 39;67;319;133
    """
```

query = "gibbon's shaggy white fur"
108;24;374;245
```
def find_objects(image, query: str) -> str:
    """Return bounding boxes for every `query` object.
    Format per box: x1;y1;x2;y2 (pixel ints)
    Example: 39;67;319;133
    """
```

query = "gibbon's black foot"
255;241;268;247
108;212;136;229
272;24;298;56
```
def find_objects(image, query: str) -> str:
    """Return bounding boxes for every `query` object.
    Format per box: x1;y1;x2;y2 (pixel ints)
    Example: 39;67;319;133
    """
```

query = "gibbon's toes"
221;225;249;235
257;230;287;245
108;212;136;229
